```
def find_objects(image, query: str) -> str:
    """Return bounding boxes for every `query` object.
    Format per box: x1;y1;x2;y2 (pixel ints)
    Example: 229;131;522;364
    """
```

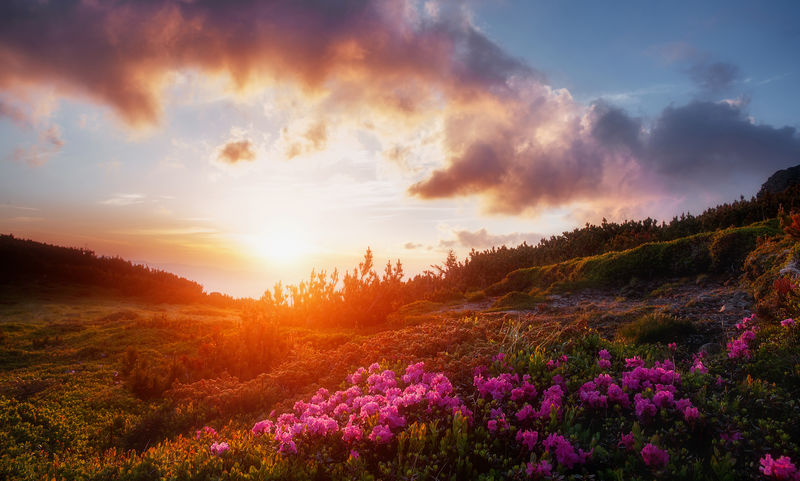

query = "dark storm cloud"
646;101;800;181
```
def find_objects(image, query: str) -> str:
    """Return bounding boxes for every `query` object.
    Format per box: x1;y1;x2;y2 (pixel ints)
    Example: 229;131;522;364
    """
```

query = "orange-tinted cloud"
0;0;529;126
217;139;256;165
2;2;797;215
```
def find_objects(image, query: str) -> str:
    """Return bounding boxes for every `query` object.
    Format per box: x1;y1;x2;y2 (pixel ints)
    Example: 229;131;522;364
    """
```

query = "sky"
1;0;799;297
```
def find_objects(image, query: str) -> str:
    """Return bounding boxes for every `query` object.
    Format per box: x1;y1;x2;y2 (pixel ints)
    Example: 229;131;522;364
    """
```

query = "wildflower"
690;359;708;374
209;441;229;456
626;356;645;368
542;433;591;468
526;460;553;478
278;440;297;455
402;362;425;384
368;424;393;444
641;443;669;469
349;449;359;460
668;342;677;351
598;349;611;360
759;454;799;479
536;384;564;419
683;406;700;422
653;389;674;408
782;318;796;328
195;426;217;438
516;403;535;421
597;358;612;369
727;338;752;359
251;420;273;436
618;431;635;451
516;429;538;450
634;394;657;419
347;367;366;385
342;424;363;443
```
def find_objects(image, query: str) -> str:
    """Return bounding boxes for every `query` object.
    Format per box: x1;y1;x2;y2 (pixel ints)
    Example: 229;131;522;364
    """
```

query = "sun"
246;223;312;264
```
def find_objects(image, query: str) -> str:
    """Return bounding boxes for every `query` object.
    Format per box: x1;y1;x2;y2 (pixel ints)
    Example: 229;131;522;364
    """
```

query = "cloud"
2;3;794;217
9;124;64;166
653;43;740;95
217;139;256;165
0;0;532;127
688;61;740;95
448;228;541;250
404;242;423;250
100;193;146;206
0;98;30;127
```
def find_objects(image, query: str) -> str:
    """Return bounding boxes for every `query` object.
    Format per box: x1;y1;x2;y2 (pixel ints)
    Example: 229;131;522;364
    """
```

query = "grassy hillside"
486;220;780;297
2;215;800;479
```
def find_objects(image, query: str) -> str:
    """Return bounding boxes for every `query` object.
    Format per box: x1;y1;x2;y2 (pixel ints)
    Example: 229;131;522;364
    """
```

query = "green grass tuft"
618;312;697;344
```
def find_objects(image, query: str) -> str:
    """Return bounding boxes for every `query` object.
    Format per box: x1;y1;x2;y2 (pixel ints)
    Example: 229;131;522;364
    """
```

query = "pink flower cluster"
474;372;538;402
782;318;796;328
195;426;217;438
597;349;612;369
578;358;700;423
542;433;592;468
526;460;553;478
546;355;568;370
579;373;629;408
728;315;757;359
209;441;229;456
760;454;800;480
640;443;669;469
251;362;471;455
618;431;635;451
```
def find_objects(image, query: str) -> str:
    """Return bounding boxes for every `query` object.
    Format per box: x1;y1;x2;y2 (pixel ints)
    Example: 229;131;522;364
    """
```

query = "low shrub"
618;312;697;344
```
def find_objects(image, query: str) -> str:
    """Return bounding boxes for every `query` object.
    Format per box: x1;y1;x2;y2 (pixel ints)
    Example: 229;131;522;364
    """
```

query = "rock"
699;343;721;355
759;164;800;196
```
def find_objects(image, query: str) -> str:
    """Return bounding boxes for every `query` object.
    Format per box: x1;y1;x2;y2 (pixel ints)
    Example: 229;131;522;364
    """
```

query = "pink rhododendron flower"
251;420;273;435
341;424;363;443
618;431;635;451
597;358;612;369
598;349;611;360
542;433;591;468
209;441;229;456
349;449;359;459
641;443;669;469
625;356;645;368
668;342;677;351
683;406;700;422
782;318;795;328
536;384;564;419
195;426;217;438
369;424;393;444
516;403;535;421
690;359;708;374
634;394;657;419
516;429;538;450
652;389;674;408
760;454;800;480
526;460;553;478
